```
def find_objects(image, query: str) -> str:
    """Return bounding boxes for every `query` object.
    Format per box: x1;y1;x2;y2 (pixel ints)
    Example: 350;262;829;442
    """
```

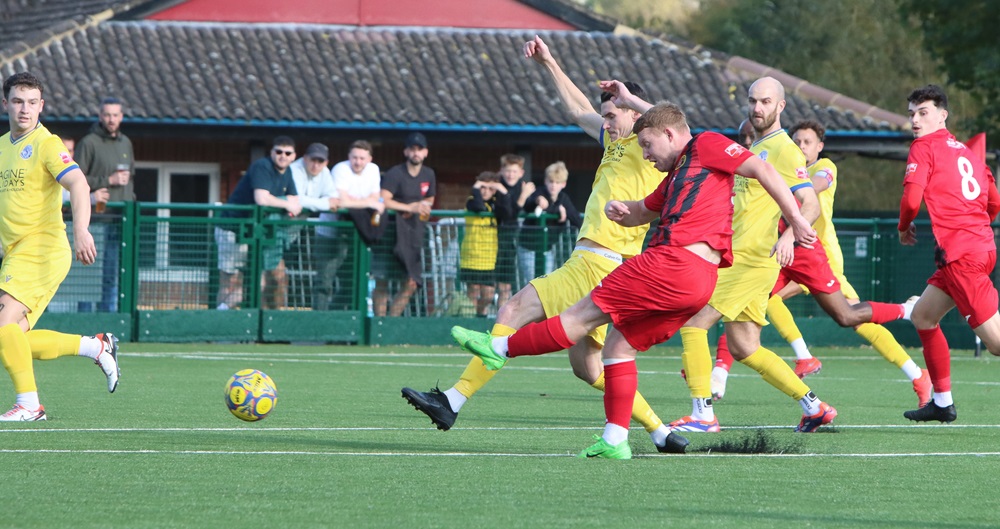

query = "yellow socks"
855;323;911;368
26;330;81;360
590;371;664;433
0;323;36;394
680;327;712;399
739;346;809;400
453;323;515;398
767;295;803;343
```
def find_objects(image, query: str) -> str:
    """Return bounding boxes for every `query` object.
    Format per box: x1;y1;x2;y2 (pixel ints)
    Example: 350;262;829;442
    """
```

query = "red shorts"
928;250;998;328
772;238;840;296
591;245;718;352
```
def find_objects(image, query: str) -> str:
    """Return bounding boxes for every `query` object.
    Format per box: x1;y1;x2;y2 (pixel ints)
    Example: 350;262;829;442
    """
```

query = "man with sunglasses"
215;136;302;310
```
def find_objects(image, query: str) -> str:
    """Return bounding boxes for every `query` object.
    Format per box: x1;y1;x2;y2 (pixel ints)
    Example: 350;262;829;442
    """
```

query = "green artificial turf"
1;342;996;528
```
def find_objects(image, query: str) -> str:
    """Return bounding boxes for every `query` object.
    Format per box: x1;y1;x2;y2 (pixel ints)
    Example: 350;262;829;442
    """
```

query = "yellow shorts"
1;232;72;329
709;261;779;326
530;249;619;346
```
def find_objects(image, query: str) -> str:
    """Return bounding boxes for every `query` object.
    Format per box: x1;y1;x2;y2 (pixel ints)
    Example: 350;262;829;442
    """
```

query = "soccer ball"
225;369;278;422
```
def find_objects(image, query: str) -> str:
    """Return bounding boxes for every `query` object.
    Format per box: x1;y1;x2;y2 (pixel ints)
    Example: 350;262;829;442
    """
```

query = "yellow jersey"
460;210;498;271
0;124;76;252
731;128;810;269
576;132;665;259
810;158;843;269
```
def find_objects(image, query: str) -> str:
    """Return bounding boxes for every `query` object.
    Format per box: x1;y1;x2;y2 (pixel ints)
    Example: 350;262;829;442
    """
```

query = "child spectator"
460;171;503;317
517;161;582;281
493;154;535;303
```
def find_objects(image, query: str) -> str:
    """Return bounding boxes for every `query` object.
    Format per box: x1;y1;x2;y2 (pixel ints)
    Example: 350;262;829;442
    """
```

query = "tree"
900;0;1000;146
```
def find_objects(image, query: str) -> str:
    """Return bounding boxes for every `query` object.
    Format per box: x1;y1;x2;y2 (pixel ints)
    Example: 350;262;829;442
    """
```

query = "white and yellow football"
225;369;277;422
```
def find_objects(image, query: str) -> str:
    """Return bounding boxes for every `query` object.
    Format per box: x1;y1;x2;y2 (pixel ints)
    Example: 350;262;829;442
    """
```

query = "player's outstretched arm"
738;156;816;247
60;169;97;265
604;199;657;227
523;35;603;140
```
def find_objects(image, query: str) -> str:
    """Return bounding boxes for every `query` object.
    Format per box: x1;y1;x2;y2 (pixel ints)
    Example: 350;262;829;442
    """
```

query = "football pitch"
2;341;997;529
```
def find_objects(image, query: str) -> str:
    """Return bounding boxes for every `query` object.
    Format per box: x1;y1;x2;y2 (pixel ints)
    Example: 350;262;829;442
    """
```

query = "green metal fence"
37;203;994;350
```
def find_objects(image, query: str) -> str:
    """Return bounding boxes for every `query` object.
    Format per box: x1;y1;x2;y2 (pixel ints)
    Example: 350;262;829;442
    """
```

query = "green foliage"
899;0;1000;145
685;0;939;116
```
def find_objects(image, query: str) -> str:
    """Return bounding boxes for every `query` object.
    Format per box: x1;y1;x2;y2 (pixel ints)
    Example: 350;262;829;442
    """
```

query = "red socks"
507;315;576;358
868;301;904;324
917;326;951;392
715;333;733;370
603;361;637;429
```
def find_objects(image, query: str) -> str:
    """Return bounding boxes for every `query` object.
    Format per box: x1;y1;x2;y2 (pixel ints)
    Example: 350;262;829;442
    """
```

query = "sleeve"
43;136;79;182
365;163;381;196
813;162;836;188
466;187;487;212
331;162;350;192
380;168;396;194
642;175;669;213
898;182;924;231
247;161;270;191
492;187;518;222
321;172;339;199
522;189;542;213
425;170;437;199
699;132;754;175
903;140;933;188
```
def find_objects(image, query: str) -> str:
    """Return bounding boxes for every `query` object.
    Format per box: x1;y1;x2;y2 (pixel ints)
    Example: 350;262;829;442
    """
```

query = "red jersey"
903;128;997;264
643;131;753;267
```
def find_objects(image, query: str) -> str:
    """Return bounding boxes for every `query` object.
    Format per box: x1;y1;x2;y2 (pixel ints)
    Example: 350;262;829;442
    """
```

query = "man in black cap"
374;132;436;316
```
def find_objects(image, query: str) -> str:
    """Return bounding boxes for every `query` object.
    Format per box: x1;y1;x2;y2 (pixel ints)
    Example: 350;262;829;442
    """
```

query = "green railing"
37;203;993;350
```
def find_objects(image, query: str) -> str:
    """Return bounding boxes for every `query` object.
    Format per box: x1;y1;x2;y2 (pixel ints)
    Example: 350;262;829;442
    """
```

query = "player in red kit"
451;100;816;458
898;84;1000;423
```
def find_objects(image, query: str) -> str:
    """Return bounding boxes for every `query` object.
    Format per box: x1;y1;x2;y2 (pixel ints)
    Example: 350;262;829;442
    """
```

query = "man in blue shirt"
216;136;302;310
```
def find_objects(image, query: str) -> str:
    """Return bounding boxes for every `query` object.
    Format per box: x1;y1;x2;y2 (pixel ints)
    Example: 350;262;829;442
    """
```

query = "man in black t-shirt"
374;132;437;316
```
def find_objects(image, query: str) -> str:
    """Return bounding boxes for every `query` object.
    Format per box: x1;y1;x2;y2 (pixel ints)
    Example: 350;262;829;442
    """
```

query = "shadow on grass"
694;429;805;454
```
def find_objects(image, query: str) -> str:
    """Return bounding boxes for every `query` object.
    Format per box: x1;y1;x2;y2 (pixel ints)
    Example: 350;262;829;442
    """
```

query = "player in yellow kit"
0;72;120;421
671;76;837;433
745;120;931;405
401;35;688;452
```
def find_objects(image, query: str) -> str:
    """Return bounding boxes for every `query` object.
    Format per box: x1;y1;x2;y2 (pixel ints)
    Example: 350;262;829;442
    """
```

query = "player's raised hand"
604;200;630;222
598;80;632;107
523;35;553;65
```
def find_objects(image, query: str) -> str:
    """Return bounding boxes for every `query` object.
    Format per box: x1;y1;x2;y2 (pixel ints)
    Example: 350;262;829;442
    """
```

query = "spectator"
331;140;386;310
289;143;340;311
75;97;134;312
460;171;503;317
60;137;109;208
517;161;582;281
374;132;436;317
215;136;301;310
493;154;535;302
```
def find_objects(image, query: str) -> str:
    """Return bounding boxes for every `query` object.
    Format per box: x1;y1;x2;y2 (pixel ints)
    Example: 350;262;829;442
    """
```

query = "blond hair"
544;161;568;183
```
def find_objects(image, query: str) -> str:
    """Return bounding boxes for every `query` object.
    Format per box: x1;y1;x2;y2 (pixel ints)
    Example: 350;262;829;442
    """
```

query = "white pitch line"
0;448;998;458
117;353;1000;384
126;350;991;362
2;423;1000;434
